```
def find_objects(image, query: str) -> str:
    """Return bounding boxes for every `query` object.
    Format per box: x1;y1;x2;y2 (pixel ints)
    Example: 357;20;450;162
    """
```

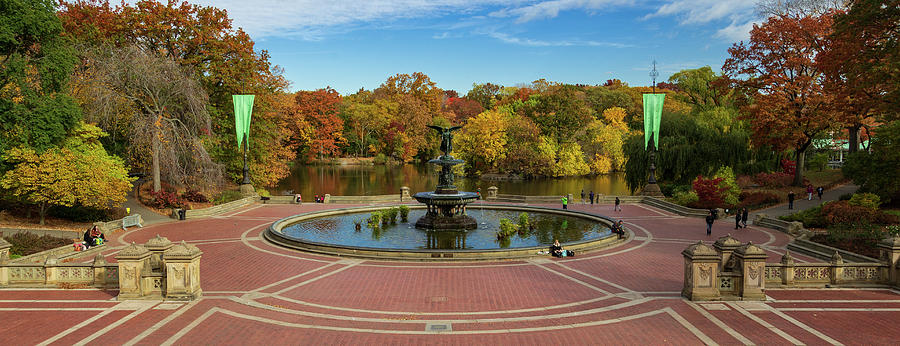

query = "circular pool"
264;204;627;261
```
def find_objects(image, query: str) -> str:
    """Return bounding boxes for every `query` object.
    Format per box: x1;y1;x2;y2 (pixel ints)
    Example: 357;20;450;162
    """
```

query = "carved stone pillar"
400;187;410;201
116;243;151;300
780;251;795;285
735;242;767;300
92;254;107;287
830;251;844;285
877;237;900;287
681;241;721;301
0;237;10;286
163;241;203;301
714;234;741;271
44;256;59;286
144;235;173;273
487;186;498;200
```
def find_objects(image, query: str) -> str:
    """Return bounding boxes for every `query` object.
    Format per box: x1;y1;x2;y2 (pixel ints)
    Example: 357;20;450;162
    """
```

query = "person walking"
705;210;715;236
788;191;795;210
614;197;621;212
734;210;742;230
806;184;814;200
561;195;568;210
589;191;595;206
741;207;749;228
581;189;586;204
816;186;824;200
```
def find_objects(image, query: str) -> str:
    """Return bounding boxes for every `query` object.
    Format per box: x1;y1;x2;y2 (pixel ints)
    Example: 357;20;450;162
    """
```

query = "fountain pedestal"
413;155;477;230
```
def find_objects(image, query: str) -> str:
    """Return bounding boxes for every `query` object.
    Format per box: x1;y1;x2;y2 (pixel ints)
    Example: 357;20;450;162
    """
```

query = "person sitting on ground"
611;220;626;239
550;239;564;257
83;226;106;249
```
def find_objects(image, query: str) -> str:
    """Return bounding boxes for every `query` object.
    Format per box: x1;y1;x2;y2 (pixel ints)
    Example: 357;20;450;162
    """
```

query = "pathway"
751;183;859;219
2;198;898;344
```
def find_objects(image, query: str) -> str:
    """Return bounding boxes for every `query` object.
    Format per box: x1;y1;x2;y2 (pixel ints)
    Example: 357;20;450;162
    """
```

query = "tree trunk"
793;149;805;186
847;124;860;154
152;126;161;192
38;202;46;226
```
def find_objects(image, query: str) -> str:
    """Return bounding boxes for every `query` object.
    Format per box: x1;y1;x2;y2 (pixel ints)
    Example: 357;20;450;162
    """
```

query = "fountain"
412;125;478;230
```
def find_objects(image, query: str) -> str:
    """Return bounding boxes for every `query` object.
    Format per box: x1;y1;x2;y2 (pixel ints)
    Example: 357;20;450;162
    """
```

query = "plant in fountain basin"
398;205;410;222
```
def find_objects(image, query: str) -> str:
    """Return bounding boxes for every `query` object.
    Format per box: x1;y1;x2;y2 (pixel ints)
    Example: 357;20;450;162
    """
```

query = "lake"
275;163;631;198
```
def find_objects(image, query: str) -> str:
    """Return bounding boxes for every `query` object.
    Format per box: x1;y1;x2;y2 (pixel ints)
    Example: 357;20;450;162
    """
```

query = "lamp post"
641;60;665;197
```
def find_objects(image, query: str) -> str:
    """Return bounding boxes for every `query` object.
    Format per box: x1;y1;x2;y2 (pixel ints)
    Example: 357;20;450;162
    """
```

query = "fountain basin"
263;204;627;261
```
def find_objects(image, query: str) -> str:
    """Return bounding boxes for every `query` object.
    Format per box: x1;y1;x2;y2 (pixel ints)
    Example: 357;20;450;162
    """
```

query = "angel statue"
427;125;463;157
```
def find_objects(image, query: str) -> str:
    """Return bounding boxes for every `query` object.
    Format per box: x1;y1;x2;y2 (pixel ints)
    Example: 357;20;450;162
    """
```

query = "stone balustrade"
0;234;202;301
683;236;900;301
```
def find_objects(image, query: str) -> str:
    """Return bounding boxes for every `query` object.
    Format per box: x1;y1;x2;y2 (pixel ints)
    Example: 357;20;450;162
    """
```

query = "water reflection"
275;164;631;197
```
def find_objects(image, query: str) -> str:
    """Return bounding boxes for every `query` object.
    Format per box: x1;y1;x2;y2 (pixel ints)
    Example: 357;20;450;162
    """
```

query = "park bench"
122;214;143;231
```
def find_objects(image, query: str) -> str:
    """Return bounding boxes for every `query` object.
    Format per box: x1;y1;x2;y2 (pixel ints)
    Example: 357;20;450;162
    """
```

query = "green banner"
643;94;665;150
233;95;255;150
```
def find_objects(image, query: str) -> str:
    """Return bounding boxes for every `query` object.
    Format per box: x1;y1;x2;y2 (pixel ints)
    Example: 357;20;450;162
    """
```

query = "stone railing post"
681;241;721;301
44;256;59;286
735;242;767;300
0;237;10;286
163;241;203;301
877;237;900;286
830;251;844;285
714;234;741;271
780;251;795;285
144;235;173;272
116;243;151;300
752;213;766;226
400;187;410;201
487;186;498;200
92;254;107;287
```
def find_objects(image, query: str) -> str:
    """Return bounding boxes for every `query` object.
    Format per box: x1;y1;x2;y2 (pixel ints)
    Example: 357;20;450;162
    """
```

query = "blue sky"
190;0;761;94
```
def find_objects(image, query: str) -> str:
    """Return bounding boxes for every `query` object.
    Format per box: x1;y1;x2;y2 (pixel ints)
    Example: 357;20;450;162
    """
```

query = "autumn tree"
444;97;484;124
465;83;502;110
455;110;509;174
820;0;899;153
372;72;445;161
723;12;837;186
60;0;294;187
0;122;132;225
524;84;594;144
75;45;220;192
290;88;344;158
0;0;80;163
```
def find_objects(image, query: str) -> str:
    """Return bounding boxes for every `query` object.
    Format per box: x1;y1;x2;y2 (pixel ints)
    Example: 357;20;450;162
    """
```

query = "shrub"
849;193;881;210
807;152;829;171
714;166;740;206
839;193;853;201
214;190;243;205
398;205;410;221
735;175;755;188
384;208;399;224
691;175;728;208
738;192;780;209
780;204;828;228
48;205;113;222
3;233;71;256
181;190;208;203
888;225;900;237
752;172;793;188
826;221;884;246
781;158;796;175
497;218;518;239
373;153;388;165
672;191;699;206
147;190;185;209
367;212;382;229
821;201;876;225
257;189;271;198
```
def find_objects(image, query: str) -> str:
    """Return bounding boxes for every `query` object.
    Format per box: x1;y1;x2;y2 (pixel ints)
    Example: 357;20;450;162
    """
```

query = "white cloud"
187;0;525;39
714;19;757;42
488;31;633;48
490;0;633;23
644;0;759;43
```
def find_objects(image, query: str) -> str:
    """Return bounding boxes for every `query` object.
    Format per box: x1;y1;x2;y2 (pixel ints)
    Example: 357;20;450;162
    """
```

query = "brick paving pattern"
2;198;898;344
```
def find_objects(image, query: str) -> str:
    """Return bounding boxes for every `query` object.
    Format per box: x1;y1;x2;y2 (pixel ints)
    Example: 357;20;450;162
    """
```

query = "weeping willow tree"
624;112;752;193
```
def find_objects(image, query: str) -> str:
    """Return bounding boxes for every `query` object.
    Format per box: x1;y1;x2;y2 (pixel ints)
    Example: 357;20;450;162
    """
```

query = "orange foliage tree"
290;88;344;159
723;12;837;186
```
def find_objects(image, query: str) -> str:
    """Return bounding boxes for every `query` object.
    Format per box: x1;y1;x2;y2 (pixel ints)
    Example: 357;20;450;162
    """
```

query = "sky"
188;0;762;95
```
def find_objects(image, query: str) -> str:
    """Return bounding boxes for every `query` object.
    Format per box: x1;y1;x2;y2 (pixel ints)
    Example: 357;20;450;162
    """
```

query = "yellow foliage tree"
583;107;631;174
0;122;133;225
456;109;509;174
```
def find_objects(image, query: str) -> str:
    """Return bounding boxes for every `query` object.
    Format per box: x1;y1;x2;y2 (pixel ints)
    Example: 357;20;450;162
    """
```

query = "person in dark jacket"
550;239;564;257
83;226;106;249
788;191;795;210
741;207;749;228
705;210;715;236
614;197;621;212
735;210;742;230
589;191;595;206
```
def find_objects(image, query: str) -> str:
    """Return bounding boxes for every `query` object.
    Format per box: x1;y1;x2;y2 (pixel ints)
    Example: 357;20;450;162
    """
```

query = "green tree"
0;0;80;163
623;113;751;192
843;120;900;203
0;122;133;224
